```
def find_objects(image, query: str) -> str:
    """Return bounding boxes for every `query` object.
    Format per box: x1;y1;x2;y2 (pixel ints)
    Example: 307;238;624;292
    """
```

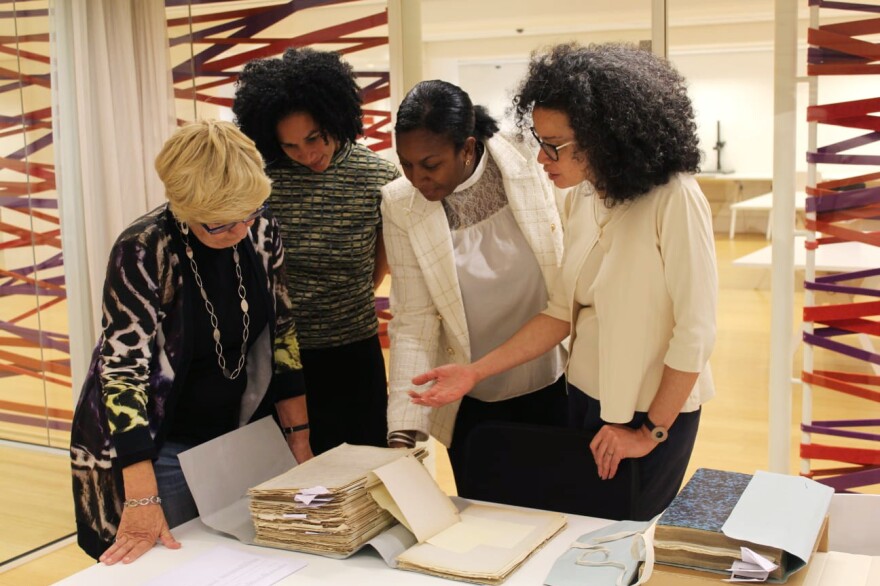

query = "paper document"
143;545;305;586
725;547;779;582
367;454;460;542
722;470;833;565
178;416;296;542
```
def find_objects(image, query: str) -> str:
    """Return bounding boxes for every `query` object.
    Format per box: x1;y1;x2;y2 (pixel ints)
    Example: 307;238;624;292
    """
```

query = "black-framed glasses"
201;202;268;235
530;127;574;161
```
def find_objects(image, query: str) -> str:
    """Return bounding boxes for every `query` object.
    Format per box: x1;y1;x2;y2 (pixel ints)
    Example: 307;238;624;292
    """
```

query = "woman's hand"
409;364;478;408
100;503;180;565
589;423;657;480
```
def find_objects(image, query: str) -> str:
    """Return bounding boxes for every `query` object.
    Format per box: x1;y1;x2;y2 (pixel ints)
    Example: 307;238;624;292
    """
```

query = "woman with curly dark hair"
408;43;717;519
232;48;399;455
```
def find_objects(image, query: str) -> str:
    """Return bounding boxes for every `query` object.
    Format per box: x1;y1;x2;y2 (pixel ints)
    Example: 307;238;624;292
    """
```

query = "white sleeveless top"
445;150;564;402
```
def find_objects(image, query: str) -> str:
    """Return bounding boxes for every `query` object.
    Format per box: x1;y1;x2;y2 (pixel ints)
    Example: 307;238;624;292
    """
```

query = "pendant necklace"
177;221;250;380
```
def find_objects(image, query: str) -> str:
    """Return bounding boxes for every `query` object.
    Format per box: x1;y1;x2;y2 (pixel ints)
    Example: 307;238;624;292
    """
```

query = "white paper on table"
178;417;296;542
721;470;833;564
143;545;305;586
725;547;779;582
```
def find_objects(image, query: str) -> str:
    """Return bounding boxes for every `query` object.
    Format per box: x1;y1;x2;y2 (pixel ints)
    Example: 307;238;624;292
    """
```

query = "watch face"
652;427;668;442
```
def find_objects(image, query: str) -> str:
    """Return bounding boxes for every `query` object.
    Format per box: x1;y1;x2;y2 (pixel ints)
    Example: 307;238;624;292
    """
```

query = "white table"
54;508;613;585
728;191;807;240
732;236;880;272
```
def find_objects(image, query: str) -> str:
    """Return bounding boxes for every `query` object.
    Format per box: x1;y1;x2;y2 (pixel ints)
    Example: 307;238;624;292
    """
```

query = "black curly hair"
395;80;499;150
513;43;701;205
232;48;363;168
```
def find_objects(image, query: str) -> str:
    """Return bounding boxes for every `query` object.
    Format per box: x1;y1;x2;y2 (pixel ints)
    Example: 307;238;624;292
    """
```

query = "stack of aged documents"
248;443;427;557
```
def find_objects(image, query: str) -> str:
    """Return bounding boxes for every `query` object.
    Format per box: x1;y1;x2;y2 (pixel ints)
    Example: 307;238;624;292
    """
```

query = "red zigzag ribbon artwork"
803;0;880;491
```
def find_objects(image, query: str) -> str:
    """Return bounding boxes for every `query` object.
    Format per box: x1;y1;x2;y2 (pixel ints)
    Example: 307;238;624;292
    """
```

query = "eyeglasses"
530;127;574;161
201;203;268;235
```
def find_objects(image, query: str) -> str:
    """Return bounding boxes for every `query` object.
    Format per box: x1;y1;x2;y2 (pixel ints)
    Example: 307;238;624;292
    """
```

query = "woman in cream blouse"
382;80;567;490
411;44;717;519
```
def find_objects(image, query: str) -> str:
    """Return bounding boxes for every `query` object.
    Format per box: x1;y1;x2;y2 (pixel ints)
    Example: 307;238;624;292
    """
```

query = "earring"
465;158;472;166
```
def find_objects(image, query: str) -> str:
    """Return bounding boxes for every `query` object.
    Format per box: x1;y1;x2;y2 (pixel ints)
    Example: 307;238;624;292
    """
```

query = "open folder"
367;455;567;585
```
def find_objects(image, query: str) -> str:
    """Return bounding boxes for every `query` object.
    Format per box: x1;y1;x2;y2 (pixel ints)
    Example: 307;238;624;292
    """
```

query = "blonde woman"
70;120;312;564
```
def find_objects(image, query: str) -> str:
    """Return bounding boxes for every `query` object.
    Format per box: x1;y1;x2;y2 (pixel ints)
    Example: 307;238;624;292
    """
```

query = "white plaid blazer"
381;132;564;446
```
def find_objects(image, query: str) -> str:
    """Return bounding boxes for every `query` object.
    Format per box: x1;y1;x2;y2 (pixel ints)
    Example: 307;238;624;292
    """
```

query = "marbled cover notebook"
657;468;753;532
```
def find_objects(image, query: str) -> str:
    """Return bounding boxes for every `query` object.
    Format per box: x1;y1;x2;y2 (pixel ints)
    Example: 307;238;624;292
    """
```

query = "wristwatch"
643;415;669;443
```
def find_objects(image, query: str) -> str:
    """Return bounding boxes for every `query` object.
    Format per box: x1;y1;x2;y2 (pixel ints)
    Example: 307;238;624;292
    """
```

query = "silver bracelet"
123;495;163;508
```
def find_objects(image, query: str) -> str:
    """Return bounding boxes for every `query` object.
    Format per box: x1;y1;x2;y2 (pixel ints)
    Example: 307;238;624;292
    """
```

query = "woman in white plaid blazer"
381;80;567;489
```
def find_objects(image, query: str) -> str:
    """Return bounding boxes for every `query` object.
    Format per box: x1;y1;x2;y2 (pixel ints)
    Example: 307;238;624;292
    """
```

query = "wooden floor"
2;234;879;584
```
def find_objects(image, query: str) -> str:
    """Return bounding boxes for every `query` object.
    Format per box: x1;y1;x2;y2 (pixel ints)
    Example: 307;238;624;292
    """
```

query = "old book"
367;454;567;585
653;468;785;579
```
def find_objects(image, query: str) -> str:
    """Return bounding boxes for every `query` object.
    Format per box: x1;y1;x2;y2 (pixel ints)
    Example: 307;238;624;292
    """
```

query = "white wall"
452;43;879;181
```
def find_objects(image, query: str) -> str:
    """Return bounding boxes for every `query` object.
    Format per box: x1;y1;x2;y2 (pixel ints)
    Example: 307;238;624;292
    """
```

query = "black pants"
447;376;568;492
301;334;388;455
568;384;701;520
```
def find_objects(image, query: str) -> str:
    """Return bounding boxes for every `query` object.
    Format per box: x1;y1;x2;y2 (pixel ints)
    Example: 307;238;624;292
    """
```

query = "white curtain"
52;0;175;396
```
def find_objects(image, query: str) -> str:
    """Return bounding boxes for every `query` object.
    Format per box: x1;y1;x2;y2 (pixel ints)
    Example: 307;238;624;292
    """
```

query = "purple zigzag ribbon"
806;186;880;212
802;423;880;442
816;467;880;492
805;280;880;297
0;319;70;353
809;0;880;13
803;331;880;363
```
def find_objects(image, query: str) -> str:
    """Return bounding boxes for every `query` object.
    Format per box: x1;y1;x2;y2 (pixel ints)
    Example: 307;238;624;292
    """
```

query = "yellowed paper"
426;513;534;553
369;455;459;543
367;480;413;534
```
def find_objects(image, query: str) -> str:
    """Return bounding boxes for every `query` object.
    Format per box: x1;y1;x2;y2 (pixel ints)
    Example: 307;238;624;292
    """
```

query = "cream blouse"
543;174;717;423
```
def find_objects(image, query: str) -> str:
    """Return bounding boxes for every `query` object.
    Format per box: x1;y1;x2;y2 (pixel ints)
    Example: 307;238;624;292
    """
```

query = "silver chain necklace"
177;221;250;380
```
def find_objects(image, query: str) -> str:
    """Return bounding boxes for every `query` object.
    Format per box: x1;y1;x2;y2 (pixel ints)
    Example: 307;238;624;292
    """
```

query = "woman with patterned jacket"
70;120;312;563
233;48;400;455
382;80;568;490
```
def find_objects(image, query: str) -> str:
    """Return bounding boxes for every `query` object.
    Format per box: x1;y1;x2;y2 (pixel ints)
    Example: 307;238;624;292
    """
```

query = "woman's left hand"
589;423;657;480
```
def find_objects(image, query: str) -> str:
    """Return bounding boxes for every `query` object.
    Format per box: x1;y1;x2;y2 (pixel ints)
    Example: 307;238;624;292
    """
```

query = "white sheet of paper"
742;546;778;572
721;470;833;564
426;513;534;553
178;417;296;542
368;455;460;543
143;545;305;586
726;560;771;583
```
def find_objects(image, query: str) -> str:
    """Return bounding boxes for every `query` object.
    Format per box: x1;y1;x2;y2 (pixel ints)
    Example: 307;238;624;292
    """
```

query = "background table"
728;191;807;240
732;236;880;273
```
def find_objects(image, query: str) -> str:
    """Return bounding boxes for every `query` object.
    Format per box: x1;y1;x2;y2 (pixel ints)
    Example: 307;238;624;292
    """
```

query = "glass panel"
165;0;392;155
0;1;76;566
0;0;71;449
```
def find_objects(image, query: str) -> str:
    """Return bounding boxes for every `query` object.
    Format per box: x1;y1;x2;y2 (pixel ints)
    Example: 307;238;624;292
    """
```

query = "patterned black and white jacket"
70;205;305;559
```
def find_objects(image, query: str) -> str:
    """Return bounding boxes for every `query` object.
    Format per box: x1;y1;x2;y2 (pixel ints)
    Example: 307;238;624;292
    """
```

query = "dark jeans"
448;376;569;492
154;440;200;529
301;334;388;455
568;384;701;520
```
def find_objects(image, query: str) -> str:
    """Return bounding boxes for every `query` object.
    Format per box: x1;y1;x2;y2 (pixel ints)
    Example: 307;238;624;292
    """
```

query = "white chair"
827;493;880;555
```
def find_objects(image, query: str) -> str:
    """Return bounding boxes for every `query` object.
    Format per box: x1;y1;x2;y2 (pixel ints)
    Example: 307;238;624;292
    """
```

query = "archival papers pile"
368;455;567;585
247;443;427;558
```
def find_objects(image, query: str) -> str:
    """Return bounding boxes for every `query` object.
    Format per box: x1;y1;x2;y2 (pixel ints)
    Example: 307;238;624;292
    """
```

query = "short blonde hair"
155;119;271;225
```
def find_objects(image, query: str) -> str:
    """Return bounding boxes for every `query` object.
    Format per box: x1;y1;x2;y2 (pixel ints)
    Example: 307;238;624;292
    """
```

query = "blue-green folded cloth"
544;518;656;586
